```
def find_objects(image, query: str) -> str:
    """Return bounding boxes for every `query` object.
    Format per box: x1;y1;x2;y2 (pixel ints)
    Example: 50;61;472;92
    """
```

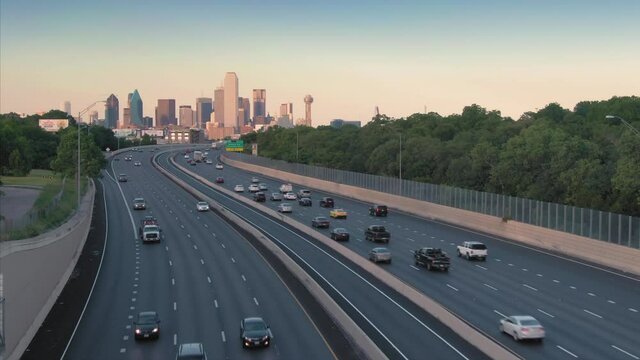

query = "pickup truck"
279;183;293;193
140;225;161;243
456;241;488;261
364;225;390;243
414;247;450;271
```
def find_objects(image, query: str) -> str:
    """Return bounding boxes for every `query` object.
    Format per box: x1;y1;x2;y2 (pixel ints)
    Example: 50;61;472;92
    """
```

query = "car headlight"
152;328;158;333
135;329;141;334
262;335;269;341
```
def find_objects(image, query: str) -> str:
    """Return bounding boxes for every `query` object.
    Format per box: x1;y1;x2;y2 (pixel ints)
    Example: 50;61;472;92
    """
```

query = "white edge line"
61;179;109;359
611;345;640;359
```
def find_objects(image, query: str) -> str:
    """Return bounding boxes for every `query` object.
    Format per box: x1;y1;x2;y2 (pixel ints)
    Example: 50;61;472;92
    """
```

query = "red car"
215;177;224;183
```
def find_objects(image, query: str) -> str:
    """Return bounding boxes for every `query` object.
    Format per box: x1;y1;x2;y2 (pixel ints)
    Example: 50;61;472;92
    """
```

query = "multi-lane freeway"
163;147;640;360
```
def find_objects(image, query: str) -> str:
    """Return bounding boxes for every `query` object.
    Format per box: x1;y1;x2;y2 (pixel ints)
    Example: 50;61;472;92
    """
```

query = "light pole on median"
606;115;640;138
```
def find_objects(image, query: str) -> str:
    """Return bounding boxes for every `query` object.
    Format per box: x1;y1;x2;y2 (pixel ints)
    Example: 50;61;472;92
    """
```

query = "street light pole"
606;115;640;138
296;131;299;162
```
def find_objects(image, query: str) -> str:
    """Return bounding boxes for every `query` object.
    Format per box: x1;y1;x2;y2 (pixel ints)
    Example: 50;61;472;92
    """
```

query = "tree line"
242;96;640;216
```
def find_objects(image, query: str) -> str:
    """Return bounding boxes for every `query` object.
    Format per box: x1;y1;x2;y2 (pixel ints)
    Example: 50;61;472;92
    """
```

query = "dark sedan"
311;216;330;228
330;228;350;241
215;176;224;183
241;317;272;348
134;311;160;340
253;191;266;202
319;197;334;208
298;198;312;206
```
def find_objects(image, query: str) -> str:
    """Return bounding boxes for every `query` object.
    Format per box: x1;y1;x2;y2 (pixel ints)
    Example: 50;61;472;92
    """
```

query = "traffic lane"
160;154;491;360
143;160;337;359
189;156;640;358
63;173;145;359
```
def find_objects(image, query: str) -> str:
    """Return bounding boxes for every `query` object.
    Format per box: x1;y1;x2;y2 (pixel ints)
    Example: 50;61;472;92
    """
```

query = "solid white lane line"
254;297;259;306
612;345;639;359
410;265;421;271
484;284;498;291
583;309;602;318
557;345;578;358
537;309;555;318
221;331;226;342
207;276;212;283
588;292;596;297
174;334;177;345
629;308;638;313
493;310;508;318
241;275;247;282
446;284;459;292
214;300;218;308
475;265;488;270
522;284;538;291
608;300;616;304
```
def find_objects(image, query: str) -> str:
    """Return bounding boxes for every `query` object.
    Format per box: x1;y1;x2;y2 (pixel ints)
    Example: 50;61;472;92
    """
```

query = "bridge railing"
225;152;640;249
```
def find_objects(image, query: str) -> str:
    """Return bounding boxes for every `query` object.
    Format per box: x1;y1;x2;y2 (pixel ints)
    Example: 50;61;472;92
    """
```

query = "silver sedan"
499;315;545;341
369;247;391;264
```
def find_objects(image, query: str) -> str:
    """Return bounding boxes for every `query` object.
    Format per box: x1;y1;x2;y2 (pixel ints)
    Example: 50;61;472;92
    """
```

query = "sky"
1;0;639;125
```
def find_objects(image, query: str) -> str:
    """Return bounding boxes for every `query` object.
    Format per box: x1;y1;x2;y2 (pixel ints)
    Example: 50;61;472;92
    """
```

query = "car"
499;315;545;342
134;161;142;166
270;192;283;201
330;228;350;241
297;189;312;198
190;161;197;166
215;177;224;184
248;184;260;193
204;151;209;156
277;203;292;213
186;159;193;164
134;311;160;340
125;156;132;161
369;247;392;263
118;174;128;182
196;201;209;211
253;192;266;202
234;185;245;192
251;177;260;184
369;204;388;217
329;208;347;219
113;157;120;161
133;197;146;210
216;163;224;169
258;183;268;191
283;192;297;200
240;317;272;348
206;159;213;164
176;343;207;359
311;216;330;228
184;154;190;159
298;198;312;206
319;197;334;208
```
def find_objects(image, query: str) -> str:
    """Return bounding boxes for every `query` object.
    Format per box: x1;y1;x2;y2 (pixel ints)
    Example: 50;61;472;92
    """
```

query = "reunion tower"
304;94;313;127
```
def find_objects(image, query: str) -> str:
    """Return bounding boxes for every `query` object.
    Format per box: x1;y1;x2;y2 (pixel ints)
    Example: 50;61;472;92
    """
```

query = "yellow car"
329;208;348;219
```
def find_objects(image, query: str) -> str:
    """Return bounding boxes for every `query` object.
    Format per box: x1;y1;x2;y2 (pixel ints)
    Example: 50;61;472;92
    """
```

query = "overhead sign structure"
225;140;244;152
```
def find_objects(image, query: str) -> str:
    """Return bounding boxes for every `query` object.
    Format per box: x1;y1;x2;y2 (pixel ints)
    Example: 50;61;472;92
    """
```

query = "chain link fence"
226;152;640;249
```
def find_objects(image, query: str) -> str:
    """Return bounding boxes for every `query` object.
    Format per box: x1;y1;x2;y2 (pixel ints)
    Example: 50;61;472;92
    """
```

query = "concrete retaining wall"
0;181;95;360
222;155;640;277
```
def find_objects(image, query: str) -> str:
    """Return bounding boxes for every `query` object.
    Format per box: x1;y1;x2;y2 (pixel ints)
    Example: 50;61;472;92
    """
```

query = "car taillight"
521;327;529;333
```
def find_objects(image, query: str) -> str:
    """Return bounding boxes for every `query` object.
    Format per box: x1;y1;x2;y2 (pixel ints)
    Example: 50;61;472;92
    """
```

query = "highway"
62;149;337;360
172;148;640;360
157;150;493;360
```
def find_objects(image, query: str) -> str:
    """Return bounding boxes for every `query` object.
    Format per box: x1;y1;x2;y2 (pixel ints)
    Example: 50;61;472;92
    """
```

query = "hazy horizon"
1;0;638;125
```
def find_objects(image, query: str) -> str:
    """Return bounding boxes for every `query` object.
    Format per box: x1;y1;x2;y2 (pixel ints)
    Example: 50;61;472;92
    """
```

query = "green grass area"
3;176;89;241
0;169;59;187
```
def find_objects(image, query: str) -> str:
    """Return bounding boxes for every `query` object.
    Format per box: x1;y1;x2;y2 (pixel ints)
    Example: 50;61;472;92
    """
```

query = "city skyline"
1;0;638;124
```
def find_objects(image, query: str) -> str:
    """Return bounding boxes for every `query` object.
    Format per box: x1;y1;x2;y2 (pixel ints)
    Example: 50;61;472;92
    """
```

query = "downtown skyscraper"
156;99;176;126
223;72;238;129
129;89;144;127
214;87;224;125
195;97;213;128
104;94;119;129
252;89;266;119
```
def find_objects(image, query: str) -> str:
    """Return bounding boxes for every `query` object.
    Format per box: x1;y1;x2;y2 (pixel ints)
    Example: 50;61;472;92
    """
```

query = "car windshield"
135;199;144;203
520;319;540;326
334;228;347;233
374;248;388;253
316;217;328;221
470;244;487;250
198;202;207;206
138;313;157;323
245;320;266;332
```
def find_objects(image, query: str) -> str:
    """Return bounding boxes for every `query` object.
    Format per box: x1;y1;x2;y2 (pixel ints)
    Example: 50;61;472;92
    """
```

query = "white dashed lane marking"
584;309;602;319
611;345;639;359
254;297;259;306
522;284;538;291
475;265;487;270
446;284;459;292
557;345;578;358
241;275;247;282
207;276;212;283
537;309;555;318
484;284;498;291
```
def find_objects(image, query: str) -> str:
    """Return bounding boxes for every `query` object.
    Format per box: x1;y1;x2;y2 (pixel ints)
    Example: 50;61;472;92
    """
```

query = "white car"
234;185;245;192
205;159;213;164
216;163;224;170
258;183;268;191
251;177;260;183
248;184;260;193
196;201;209;212
499;315;545;341
283;192;297;200
184;154;190;159
278;203;293;213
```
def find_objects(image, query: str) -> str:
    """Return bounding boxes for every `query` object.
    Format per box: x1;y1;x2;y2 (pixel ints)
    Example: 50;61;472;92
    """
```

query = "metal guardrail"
226;152;640;249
